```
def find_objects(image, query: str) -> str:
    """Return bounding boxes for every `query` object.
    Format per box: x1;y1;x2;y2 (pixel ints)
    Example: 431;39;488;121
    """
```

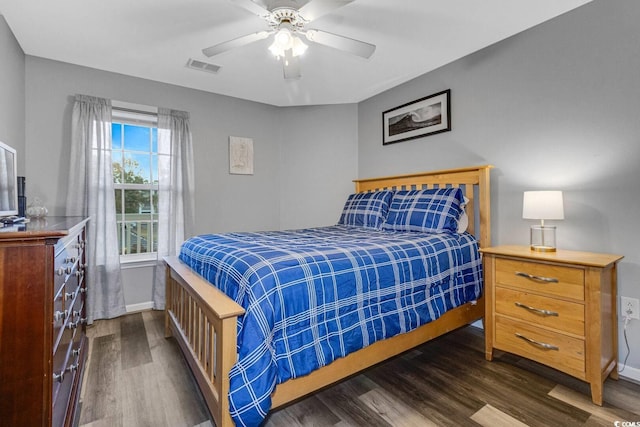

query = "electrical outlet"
621;296;640;320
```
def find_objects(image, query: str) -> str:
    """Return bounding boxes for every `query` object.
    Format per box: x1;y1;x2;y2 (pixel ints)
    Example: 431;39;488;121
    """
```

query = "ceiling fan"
202;0;376;79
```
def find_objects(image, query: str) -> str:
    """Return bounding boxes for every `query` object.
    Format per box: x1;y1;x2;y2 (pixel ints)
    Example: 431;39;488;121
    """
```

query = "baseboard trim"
126;301;154;313
619;364;640;384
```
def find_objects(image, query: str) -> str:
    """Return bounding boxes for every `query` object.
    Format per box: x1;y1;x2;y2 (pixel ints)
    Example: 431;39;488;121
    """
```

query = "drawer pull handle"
515;333;559;351
53;310;67;322
67;321;79;330
514;302;559;317
515;271;559;283
53;370;65;383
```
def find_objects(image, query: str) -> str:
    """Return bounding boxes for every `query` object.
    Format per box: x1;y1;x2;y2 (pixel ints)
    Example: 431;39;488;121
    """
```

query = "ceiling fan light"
268;41;284;58
291;36;308;56
274;28;293;50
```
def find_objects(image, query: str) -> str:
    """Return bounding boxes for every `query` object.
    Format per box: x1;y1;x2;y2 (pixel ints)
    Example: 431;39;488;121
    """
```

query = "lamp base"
530;225;557;252
530;244;557;252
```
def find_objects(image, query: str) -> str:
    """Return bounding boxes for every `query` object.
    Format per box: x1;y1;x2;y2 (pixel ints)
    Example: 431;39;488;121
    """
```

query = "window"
112;109;163;262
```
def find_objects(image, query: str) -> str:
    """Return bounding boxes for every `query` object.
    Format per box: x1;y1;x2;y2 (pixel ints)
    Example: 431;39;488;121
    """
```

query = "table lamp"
522;190;564;252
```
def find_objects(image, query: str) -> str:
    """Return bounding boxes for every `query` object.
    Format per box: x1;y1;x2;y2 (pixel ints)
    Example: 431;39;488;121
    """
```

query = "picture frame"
382;89;451;145
229;136;254;175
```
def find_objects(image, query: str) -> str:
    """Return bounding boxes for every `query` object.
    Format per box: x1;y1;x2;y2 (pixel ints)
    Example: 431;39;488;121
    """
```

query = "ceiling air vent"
186;59;221;74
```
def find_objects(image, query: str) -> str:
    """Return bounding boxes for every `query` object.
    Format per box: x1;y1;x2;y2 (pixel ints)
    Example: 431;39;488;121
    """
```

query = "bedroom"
0;0;639;425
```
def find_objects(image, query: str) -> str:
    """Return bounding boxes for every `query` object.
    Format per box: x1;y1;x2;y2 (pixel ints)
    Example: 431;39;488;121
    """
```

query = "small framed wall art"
229;136;254;175
382;89;451;145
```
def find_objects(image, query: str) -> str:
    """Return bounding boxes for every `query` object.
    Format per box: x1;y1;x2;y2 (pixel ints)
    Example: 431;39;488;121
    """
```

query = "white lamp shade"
522;191;564;220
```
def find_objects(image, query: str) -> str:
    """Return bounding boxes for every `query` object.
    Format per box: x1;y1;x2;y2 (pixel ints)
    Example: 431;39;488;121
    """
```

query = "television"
0;141;18;217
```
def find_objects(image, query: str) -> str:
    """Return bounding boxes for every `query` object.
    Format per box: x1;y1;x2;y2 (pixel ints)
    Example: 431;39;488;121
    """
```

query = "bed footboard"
164;256;244;427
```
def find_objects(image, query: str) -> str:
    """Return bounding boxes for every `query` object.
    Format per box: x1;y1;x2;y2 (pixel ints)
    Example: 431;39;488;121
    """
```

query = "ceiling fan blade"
230;0;270;17
298;0;354;22
304;29;375;59
202;31;270;57
283;50;301;80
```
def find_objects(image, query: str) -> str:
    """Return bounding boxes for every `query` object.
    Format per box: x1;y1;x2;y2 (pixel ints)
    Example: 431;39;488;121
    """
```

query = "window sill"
120;253;158;269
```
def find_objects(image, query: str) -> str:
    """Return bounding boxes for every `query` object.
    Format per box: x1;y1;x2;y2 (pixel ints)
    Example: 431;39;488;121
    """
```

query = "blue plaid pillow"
382;187;464;233
338;190;393;230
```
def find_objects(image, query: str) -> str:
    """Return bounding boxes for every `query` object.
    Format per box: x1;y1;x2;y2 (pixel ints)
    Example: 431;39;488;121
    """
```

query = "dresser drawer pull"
514;302;559;317
515;333;559;351
515;271;559;283
53;310;67;322
56;267;65;276
67;321;79;330
64;291;76;301
67;363;79;374
52;370;65;383
68;318;87;329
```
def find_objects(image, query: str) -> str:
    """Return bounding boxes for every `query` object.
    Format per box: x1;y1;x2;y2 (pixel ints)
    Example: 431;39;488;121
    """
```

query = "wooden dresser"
481;245;623;406
0;217;89;426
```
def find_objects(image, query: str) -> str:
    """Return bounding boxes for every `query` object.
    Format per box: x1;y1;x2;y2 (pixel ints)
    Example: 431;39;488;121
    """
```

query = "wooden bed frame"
164;165;492;427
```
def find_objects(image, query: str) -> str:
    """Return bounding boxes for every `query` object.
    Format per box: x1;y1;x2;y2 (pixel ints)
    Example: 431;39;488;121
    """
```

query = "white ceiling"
1;0;591;107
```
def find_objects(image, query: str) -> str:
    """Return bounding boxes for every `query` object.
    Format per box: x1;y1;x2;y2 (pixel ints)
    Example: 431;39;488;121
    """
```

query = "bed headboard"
353;165;492;249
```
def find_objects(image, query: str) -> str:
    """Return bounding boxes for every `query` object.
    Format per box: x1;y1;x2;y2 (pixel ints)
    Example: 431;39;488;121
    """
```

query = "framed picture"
382;89;451;145
229;136;254;175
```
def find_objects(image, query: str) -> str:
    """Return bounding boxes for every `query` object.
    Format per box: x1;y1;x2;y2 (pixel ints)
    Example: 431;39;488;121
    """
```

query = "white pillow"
457;211;469;233
457;196;470;234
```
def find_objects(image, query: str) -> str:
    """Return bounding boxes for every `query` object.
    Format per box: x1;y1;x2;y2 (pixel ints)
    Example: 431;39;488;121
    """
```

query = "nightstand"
480;245;623;406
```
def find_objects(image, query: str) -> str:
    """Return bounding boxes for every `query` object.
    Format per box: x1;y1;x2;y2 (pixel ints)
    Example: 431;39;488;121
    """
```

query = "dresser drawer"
495;287;585;336
53;251;68;297
53;285;67;351
52;361;76;427
495;258;585;300
52;326;73;406
54;236;82;297
495;315;585;378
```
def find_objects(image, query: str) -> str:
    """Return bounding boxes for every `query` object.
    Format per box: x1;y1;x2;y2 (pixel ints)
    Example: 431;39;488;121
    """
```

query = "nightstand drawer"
495;258;584;300
495;315;585;378
495;287;584;336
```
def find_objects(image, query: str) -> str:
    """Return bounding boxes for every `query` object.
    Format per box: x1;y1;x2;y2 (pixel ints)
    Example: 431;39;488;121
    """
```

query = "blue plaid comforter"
179;225;482;426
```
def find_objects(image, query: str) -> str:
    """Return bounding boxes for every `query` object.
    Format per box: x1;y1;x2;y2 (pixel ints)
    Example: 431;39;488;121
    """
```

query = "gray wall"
0;15;25;173
279;104;358;230
24;57;283;233
358;0;640;373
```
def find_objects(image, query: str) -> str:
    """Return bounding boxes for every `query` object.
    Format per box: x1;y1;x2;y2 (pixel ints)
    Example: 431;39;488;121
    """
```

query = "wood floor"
79;311;640;426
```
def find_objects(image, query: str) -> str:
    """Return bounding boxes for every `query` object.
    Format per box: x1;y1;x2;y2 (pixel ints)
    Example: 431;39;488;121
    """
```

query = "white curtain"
0;149;10;210
153;108;195;309
67;95;126;322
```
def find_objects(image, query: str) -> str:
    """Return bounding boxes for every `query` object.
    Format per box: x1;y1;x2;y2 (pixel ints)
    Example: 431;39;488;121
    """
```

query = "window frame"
112;107;160;264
